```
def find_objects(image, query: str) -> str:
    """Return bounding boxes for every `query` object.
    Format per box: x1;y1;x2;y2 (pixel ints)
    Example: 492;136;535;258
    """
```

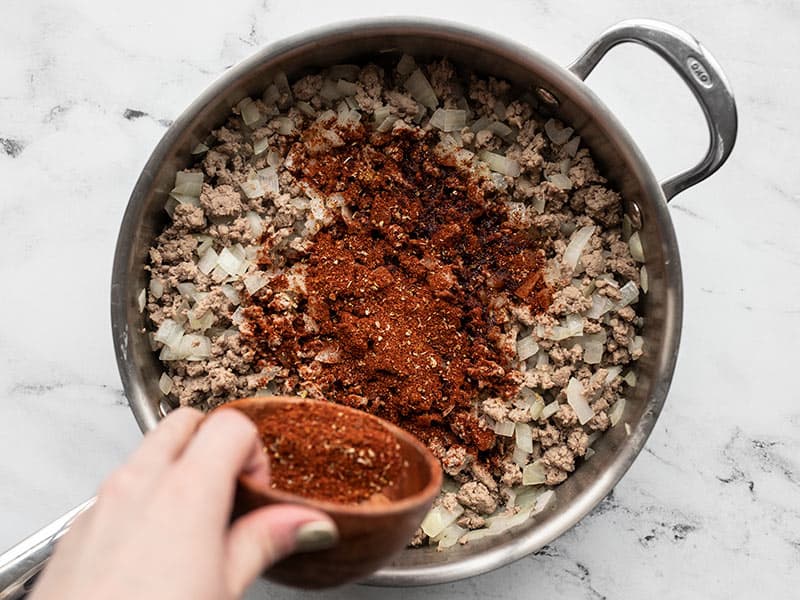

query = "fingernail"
294;520;339;553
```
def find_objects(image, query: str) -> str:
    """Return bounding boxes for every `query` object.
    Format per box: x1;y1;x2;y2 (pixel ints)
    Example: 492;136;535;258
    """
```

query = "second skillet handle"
568;19;738;202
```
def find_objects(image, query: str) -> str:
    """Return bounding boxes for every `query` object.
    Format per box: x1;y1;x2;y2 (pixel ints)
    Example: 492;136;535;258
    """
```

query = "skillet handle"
0;499;95;600
568;19;738;201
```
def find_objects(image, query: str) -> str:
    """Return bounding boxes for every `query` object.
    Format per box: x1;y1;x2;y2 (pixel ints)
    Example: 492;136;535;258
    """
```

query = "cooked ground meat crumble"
144;55;646;549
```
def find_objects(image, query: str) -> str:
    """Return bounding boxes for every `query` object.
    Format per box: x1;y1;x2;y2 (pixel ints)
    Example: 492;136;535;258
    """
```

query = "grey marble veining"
1;1;798;598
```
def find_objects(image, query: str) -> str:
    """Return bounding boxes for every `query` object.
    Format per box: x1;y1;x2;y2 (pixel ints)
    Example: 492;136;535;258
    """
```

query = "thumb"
225;505;338;595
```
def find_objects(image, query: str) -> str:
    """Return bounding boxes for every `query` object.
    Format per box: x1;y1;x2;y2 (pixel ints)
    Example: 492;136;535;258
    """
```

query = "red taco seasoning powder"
242;122;552;461
257;402;404;504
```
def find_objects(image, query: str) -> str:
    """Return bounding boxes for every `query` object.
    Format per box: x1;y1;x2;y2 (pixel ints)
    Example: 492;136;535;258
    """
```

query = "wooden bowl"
220;396;443;588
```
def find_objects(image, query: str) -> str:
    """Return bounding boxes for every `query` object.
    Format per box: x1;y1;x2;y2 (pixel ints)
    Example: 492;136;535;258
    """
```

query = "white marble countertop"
1;0;798;597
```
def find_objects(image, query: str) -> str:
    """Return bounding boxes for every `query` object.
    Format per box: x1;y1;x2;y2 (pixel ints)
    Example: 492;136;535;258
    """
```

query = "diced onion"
179;334;212;361
253;136;269;155
522;460;546;485
479;150;521;177
515;422;533;454
584;447;596;460
158;372;173;395
320;79;342;102
421;503;464;538
196;235;214;256
137;288;146;313
244;273;268;295
566;377;594;425
237;98;262;127
149;278;164;299
197;248;218;275
512;445;530;467
217;247;243;276
274;116;296;135
257;167;280;196
563;136;581;157
604;366;623;385
221;284;240;306
245;212;264;238
377;115;398;133
430;108;466;132
623;370;637;387
617;281;639;308
493;420;515;437
562;225;595;271
640;265;649;293
240;177;264;199
582;331;606;364
629;231;645;262
544;119;574;144
154;319;184;349
397;54;416;75
295;101;315;117
488;120;513;139
231;306;245;326
628;335;644;356
336;79;359;96
267;149;281;168
585;293;614;319
191;142;209;155
436;523;467;550
517;335;539;361
532;490;555;514
404;69;438;110
541;400;559;420
176;282;197;299
609;397;626;427
625;423;632;436
547;173;572;190
549;314;584;340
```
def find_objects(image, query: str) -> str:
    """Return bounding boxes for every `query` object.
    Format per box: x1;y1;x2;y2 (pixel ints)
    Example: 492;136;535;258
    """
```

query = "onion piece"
179;334;212;361
320;79;343;102
478;150;521;177
604;365;623;385
566;377;594;425
522;460;546;485
257;166;280;196
640;265;649;293
217;247;243;276
544;119;574;144
563;136;581;157
429;108;466;132
617;281;639;307
253;136;269;156
585;293;614;320
436;523;467;550
221;284;240;306
541;400;560;420
397;54;417;75
487;120;513;139
336;79;358;96
493;420;515;437
562;225;595;272
240;177;264;200
609;397;626;427
295;101;315;117
628;335;644;357
582;331;606;364
404;69;438;110
584;447;596;460
515;422;533;454
532;490;555;514
149;278;164;299
549;314;584;340
158;372;173;395
244;273;268;295
231;306;245;326
547;173;572;190
516;335;539;361
273;116;296;135
191;142;209;155
421;503;464;538
629;231;645;262
245;212;264;238
197;248;218;275
237;98;261;127
154;319;184;349
623;370;637;387
512;445;530;467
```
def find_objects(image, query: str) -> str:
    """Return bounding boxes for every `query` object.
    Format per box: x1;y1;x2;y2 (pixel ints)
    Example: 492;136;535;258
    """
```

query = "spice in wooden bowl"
257;402;404;504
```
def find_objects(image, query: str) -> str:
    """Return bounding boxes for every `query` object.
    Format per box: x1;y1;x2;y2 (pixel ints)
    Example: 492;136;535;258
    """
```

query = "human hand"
30;407;337;600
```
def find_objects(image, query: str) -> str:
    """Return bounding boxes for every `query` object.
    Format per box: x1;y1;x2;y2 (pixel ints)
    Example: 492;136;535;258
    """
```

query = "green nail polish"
294;521;338;553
